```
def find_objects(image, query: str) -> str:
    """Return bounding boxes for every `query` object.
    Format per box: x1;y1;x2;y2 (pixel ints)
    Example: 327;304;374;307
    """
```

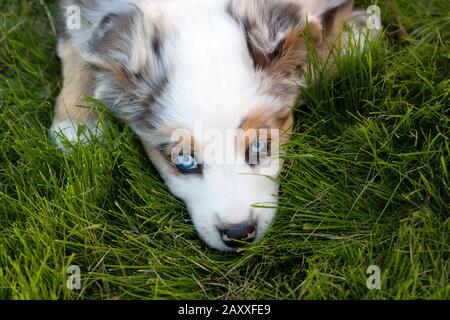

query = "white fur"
54;0;369;251
136;1;284;251
50;120;102;151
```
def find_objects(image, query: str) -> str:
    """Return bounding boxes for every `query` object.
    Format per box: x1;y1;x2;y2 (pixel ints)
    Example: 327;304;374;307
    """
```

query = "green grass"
0;0;449;300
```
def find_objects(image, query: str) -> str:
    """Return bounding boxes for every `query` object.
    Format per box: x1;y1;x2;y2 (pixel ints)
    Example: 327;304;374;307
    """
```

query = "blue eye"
247;139;271;166
174;154;200;173
250;140;268;157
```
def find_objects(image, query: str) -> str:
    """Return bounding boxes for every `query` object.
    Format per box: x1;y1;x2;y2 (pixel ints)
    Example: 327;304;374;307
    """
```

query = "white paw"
49;119;103;151
347;10;382;52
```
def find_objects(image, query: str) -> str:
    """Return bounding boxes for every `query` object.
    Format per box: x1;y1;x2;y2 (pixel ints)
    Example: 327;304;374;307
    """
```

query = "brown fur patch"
321;0;354;40
240;108;292;133
240;106;293;151
239;107;292;166
266;27;306;77
227;1;328;105
53;39;97;124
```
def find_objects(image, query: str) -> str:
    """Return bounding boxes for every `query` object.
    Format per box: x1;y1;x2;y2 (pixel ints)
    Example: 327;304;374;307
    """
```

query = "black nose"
218;222;257;248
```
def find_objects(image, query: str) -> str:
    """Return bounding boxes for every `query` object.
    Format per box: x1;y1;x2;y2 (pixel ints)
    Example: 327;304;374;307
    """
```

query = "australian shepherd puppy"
50;0;372;251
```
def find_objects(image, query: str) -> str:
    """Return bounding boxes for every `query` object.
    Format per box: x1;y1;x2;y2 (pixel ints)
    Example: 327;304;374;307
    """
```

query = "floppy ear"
229;0;355;77
78;7;161;78
228;0;323;77
63;6;167;130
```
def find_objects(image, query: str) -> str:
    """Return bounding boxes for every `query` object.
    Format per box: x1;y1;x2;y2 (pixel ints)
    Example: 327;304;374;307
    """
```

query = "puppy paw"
347;9;383;50
49;119;104;152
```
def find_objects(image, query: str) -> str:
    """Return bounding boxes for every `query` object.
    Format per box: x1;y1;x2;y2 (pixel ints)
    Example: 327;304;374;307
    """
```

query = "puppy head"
77;0;351;251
